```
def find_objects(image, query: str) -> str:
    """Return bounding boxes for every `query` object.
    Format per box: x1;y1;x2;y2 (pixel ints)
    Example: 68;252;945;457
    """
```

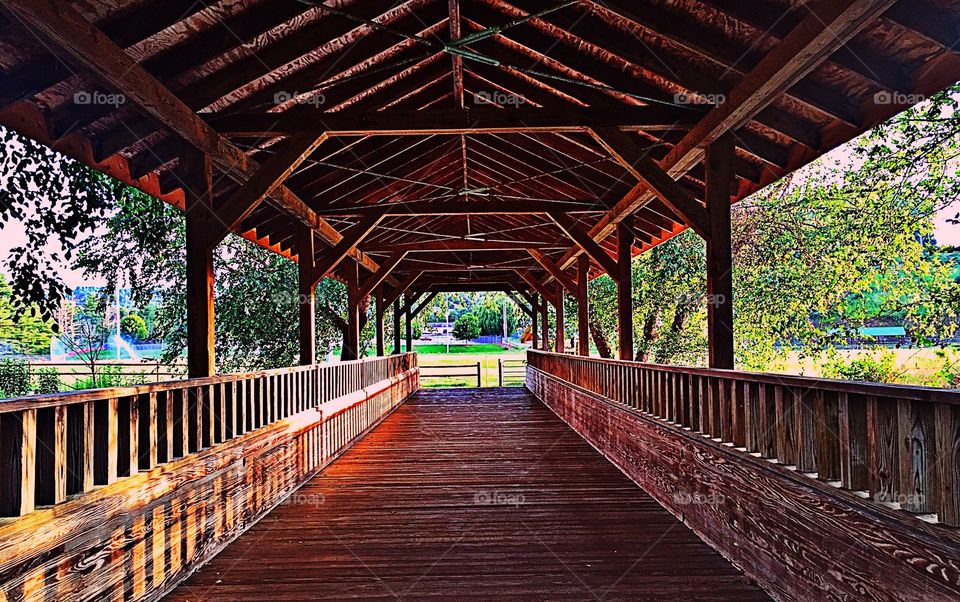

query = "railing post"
616;222;633;361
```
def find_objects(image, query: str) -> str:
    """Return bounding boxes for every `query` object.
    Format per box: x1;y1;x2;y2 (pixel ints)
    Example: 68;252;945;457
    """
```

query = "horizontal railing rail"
0;353;417;517
420;362;482;387
498;358;526;387
528;350;960;527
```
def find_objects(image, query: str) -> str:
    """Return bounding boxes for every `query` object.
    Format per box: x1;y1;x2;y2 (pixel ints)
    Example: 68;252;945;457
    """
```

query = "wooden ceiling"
0;0;958;294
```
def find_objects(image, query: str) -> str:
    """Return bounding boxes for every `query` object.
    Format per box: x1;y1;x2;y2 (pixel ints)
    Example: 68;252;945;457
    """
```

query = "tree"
452;313;480;343
120;313;148;342
0;274;55;354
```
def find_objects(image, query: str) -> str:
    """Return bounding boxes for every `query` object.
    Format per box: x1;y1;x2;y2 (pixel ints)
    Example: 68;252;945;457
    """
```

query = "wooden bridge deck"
167;387;769;600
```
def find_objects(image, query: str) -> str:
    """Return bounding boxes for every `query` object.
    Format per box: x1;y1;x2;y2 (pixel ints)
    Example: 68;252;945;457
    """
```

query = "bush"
121;313;148;342
0;359;31;398
32;368;62;394
822;350;897;383
452;313;480;342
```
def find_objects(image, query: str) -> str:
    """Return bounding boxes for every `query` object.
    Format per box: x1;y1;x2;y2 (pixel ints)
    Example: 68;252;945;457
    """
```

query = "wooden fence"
0;354;419;601
527;350;960;599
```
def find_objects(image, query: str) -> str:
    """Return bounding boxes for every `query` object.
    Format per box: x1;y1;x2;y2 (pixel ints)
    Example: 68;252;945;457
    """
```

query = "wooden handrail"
528;350;960;527
0;354;417;517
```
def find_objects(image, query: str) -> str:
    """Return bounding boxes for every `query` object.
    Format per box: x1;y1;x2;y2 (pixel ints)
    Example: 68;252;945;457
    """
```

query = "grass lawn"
414;343;515;354
417;351;527;387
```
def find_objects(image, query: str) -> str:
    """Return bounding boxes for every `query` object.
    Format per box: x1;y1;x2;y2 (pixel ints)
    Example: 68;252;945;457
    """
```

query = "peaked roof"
1;0;958;293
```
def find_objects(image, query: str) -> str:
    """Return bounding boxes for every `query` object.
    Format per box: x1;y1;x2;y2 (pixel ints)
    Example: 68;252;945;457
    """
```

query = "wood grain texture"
0;359;418;601
168;388;767;601
528;366;960;601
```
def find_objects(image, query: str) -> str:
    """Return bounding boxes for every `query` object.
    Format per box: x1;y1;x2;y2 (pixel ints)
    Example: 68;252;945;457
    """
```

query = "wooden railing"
0;353;418;600
0;353;416;517
527;350;960;527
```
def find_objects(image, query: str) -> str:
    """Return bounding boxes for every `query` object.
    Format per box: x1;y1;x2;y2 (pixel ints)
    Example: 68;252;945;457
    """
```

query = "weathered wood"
550;212;620;277
704;133;735;369
297;227;316;366
343;260;361;361
210;134;327;243
616;223;633;361
0;356;419;601
211;105;702;136
183;147;215;378
528;359;960;601
577;254;589;356
554;285;565;353
526;249;577;295
375;284;385;357
169;387;766;601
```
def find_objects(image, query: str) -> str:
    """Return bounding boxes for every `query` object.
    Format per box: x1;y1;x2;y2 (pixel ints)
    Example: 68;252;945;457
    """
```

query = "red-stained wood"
704;133;735;370
616;222;634;361
183;146;215;378
168;387;768;601
577;254;589;356
0;356;419;600
528;356;960;599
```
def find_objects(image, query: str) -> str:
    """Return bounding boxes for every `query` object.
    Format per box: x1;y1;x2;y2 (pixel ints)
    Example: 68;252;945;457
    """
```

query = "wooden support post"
705;134;735;369
183;147;215;378
531;294;539;350
404;294;413;352
555;285;565;353
298;227;316;366
577;254;590;356
375;284;385;357
343;260;360;361
540;293;549;351
617;222;634;361
392;299;402;354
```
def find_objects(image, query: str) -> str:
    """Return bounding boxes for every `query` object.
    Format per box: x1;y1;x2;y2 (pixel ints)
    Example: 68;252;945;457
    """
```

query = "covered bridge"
0;0;959;599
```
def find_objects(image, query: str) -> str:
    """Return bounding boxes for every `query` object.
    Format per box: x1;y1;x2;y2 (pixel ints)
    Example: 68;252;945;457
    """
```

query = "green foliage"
934;348;960;388
452;313;480;342
0;126;115;317
120;313;148;342
0;358;30;397
0;274;55;354
32;368;61;395
821;349;898;384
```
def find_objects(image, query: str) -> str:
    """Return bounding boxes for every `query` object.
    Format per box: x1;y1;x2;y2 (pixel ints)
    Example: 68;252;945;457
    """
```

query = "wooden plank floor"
167;387;769;601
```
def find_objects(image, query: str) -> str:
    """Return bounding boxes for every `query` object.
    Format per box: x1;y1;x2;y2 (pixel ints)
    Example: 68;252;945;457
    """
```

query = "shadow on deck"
168;387;767;600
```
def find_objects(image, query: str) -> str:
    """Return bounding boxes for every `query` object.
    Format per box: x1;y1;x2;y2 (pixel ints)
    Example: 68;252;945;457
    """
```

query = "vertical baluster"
127;395;139;476
66;402;94;494
795;389;817;473
838;392;869;490
94;398;119;484
225;380;236;439
731;379;745;447
758;383;776;458
719;378;733;442
774;386;796;465
139;392;158;471
866;395;899;503
742;381;757;452
934;402;960;527
35;405;67;505
897;399;936;513
814;390;841;482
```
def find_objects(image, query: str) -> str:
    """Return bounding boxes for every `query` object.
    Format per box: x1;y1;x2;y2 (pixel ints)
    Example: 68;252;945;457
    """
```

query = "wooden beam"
315;199;613;216
515;269;554;301
210;133;327;244
343;260;360;361
577;254;589;357
297;226;316;366
311;212;386;285
361;240;561;253
705;134;735;369
384;271;424;308
210;106;703;137
410;291;438;320
555;284;565;354
549;0;894;275
392;298;402;354
507;292;533;318
617;223;634;361
548;212;619;277
404;294;413;352
183;147;215;378
0;0;384;274
375;284;385;357
358;252;408;299
527;250;577;296
540;291;549;351
589;128;709;238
